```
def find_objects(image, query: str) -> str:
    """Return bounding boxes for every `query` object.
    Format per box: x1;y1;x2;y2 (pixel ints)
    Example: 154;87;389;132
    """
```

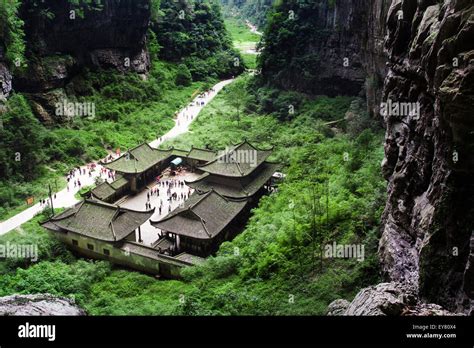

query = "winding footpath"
245;20;263;36
0;78;234;236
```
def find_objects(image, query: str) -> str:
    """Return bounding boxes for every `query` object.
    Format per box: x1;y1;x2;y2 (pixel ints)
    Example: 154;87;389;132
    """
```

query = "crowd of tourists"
144;176;193;217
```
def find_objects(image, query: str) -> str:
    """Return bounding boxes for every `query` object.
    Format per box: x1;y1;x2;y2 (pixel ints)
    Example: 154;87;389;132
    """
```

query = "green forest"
220;0;275;29
0;0;386;315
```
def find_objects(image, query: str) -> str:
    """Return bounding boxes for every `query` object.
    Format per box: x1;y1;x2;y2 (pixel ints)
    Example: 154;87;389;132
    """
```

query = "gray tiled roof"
187;162;280;198
103;143;173;174
186;147;217;162
150;191;247;240
91;175;129;201
198;140;273;177
41;199;153;242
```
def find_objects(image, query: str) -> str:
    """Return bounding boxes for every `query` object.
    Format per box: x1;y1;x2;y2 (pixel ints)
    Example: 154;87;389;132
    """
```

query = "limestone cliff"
0;61;11;100
260;0;369;97
13;0;151;123
0;44;11;119
379;0;474;314
328;0;473;315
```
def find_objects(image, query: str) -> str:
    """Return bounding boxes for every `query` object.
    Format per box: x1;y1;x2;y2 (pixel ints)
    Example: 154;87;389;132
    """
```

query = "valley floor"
0;72;386;315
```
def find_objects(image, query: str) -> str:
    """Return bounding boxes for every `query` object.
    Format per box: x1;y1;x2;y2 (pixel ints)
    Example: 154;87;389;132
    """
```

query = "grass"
225;18;261;70
0;167;66;222
225;18;261;43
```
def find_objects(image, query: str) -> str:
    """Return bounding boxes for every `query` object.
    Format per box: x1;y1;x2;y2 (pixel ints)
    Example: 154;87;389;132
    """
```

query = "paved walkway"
0;78;234;236
120;169;200;246
245;20;263;36
0;165;108;235
149;78;234;148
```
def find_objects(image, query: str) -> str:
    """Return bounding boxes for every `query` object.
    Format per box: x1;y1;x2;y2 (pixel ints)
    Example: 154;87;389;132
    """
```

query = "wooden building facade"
151;190;248;257
41;199;193;277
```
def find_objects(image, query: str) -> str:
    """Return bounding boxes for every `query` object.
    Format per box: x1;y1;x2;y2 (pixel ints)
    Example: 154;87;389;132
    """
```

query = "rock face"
0;46;11;117
0;62;12;100
328;282;457;316
260;0;391;113
360;0;392;118
379;0;474;314
260;1;370;97
0;294;86;316
20;0;150;75
326;299;351;315
322;0;473;315
12;0;151;121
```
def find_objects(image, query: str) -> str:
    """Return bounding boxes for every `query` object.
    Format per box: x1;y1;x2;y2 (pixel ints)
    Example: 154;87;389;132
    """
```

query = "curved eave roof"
41;199;154;242
197;140;274;178
186;162;280;198
102;143;173;174
150;191;247;240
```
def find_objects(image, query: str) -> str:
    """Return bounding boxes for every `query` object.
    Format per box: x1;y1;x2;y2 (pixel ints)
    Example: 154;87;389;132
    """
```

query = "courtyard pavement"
120;169;200;246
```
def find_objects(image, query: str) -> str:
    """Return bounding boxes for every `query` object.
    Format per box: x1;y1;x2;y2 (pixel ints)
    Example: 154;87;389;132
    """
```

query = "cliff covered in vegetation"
220;0;274;28
258;0;473;314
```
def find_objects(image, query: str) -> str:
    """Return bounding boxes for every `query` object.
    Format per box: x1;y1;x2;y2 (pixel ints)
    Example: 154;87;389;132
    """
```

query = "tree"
0;94;47;181
175;64;192;86
0;0;26;69
227;79;247;126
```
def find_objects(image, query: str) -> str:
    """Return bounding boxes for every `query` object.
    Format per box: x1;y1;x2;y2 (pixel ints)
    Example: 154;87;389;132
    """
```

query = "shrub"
175;64;192;86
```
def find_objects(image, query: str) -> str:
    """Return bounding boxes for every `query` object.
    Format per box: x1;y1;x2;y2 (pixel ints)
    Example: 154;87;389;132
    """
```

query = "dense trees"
220;0;275;28
152;0;244;79
0;0;25;68
0;94;47;181
257;0;357;95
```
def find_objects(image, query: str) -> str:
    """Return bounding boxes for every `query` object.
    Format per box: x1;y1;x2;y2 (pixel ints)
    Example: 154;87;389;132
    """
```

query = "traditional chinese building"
42;141;281;277
103;143;174;193
152;140;279;257
89;174;130;203
151;190;248;257
102;143;218;195
41;199;195;277
186;140;279;199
